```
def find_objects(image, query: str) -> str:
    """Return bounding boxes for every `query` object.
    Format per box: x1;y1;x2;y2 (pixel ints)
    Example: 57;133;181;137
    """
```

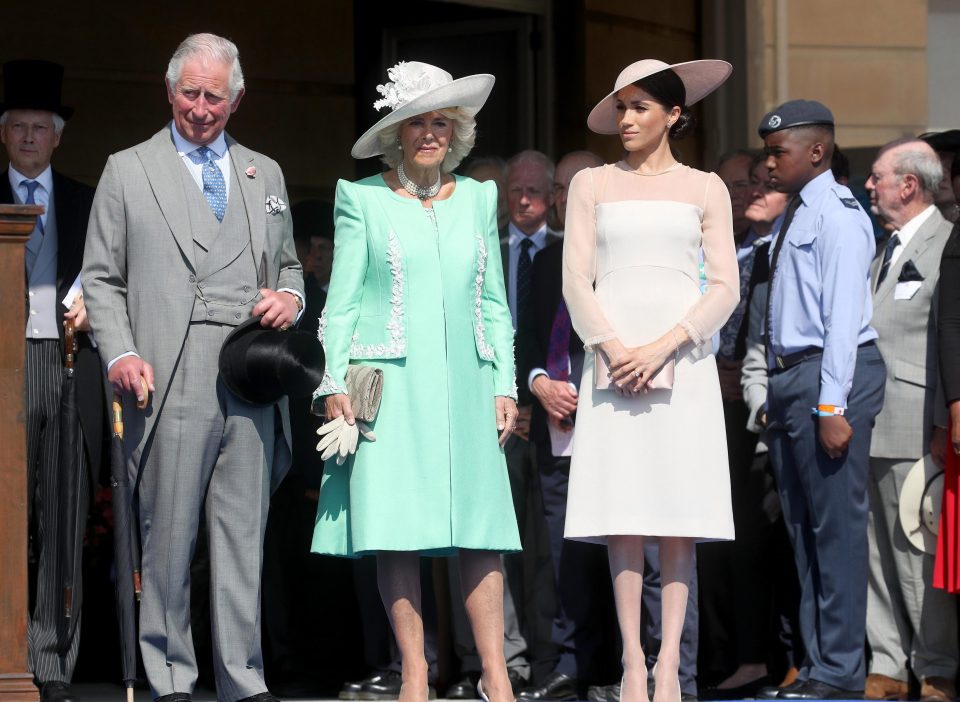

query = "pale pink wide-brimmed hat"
587;59;732;135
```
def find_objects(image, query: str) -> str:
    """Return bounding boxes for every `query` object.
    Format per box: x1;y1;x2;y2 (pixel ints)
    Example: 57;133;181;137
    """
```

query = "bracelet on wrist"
811;404;845;417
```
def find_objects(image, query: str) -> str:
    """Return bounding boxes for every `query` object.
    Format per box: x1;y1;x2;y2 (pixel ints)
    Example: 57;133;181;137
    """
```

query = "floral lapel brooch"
265;195;287;215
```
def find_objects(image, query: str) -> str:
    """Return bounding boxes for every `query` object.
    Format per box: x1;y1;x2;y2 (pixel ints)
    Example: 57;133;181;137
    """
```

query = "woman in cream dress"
562;60;739;702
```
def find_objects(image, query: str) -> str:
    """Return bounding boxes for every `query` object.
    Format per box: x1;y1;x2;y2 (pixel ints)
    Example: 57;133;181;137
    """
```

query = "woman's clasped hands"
602;336;675;395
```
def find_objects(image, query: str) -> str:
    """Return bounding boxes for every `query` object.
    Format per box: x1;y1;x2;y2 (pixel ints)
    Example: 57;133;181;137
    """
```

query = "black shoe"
588;683;620;702
777;680;863;700
701;677;772;700
236;694;281;702
41;683;77;702
153;695;192;702
757;687;784;700
518;673;579;701
359;671;437;700
342;673;389;701
508;670;529;694
448;675;480;700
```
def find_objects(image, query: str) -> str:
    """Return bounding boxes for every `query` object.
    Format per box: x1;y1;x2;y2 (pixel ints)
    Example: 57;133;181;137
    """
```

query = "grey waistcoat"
182;162;260;325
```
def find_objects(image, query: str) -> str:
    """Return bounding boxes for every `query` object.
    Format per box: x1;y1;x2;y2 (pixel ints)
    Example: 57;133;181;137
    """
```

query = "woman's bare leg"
608;535;649;702
378;551;429;702
459;549;513;702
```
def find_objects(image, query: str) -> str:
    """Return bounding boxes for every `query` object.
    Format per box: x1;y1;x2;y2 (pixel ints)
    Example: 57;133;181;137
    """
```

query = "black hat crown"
219;316;325;407
0;59;74;120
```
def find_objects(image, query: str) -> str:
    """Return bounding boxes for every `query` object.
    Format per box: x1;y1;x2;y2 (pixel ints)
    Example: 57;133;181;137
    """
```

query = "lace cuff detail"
680;319;705;347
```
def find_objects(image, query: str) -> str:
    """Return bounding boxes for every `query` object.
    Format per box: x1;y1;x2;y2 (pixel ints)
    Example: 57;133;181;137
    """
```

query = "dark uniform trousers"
766;345;885;690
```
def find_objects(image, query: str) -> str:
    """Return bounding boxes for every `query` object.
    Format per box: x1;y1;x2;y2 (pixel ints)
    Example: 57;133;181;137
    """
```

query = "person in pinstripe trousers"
0;60;105;702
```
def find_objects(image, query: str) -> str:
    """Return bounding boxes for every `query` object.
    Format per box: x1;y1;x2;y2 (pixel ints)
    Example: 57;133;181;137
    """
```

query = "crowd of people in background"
4;32;960;702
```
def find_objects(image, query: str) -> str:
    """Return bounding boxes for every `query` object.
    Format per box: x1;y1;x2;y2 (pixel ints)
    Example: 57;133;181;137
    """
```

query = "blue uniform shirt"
766;169;877;408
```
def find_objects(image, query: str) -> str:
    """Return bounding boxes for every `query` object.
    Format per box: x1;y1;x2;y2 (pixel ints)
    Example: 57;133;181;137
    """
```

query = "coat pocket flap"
894;357;933;388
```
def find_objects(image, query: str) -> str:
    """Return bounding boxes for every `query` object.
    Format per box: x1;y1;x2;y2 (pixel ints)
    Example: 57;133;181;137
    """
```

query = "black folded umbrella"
111;392;141;700
57;319;82;654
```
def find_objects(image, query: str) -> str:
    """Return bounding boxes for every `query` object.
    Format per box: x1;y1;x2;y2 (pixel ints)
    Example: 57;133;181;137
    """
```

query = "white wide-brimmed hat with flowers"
351;61;495;159
587;58;732;135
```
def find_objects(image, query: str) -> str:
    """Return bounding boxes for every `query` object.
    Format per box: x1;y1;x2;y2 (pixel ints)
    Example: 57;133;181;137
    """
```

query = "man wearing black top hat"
0;60;105;702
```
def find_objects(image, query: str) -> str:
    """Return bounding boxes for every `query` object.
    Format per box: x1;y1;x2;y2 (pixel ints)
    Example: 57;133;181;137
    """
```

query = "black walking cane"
111;388;143;702
58;318;83;653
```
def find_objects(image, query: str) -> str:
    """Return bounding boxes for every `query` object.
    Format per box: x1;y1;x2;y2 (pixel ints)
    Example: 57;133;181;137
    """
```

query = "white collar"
508;221;549;249
893;204;937;250
170;123;229;159
8;163;54;196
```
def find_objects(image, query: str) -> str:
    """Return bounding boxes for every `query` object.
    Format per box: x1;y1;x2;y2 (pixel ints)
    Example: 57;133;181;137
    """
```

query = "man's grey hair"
887;141;943;198
165;33;245;101
0;110;65;135
465;156;507;180
507;149;555;186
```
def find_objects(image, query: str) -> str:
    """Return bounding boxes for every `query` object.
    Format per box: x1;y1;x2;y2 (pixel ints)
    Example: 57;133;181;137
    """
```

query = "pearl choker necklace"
398;162;441;200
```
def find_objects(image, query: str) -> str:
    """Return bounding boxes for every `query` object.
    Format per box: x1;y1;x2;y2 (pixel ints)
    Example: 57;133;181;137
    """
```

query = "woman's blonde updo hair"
377;107;478;173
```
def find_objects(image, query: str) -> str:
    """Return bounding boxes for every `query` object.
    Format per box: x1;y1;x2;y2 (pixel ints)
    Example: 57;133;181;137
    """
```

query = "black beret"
918;129;960;153
758;99;834;138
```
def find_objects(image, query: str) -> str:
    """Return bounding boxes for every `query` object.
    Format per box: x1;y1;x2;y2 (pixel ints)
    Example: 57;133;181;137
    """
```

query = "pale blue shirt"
170;124;231;200
506;221;549;327
766;169;877;407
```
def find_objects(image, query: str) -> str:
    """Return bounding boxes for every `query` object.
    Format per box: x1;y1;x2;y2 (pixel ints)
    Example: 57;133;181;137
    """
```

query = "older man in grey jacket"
82;33;303;702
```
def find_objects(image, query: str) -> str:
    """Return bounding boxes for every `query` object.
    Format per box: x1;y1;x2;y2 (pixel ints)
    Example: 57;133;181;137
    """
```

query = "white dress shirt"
889;204;936;268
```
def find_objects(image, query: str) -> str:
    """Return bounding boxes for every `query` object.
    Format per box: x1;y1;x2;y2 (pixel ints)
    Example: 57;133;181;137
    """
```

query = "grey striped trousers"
25;338;90;684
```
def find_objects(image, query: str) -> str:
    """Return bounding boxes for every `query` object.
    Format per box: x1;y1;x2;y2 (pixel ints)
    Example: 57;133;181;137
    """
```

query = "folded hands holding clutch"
599;324;688;394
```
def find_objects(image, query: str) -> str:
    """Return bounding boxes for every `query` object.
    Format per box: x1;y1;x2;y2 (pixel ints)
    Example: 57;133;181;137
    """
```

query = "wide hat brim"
218;315;325;407
898;454;944;554
351;74;495;159
587;59;732;135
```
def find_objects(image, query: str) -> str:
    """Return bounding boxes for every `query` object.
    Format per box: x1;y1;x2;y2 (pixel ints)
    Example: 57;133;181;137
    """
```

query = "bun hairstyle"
634;68;696;140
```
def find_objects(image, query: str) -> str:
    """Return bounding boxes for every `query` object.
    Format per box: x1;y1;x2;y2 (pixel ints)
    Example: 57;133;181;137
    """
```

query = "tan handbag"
345;365;384;422
311;365;384;422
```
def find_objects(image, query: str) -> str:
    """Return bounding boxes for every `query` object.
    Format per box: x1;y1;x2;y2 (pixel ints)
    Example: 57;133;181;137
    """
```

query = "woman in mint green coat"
312;62;520;702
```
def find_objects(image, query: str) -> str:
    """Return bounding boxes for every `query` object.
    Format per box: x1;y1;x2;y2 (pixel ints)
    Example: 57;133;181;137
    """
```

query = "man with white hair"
82;33;303;702
0;59;105;702
863;138;957;702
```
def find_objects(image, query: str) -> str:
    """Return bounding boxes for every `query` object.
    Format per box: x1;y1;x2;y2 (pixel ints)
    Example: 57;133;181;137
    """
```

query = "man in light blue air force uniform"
758;99;886;701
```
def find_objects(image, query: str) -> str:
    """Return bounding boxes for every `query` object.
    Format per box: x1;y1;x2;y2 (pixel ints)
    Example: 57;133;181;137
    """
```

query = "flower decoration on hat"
374;62;434;112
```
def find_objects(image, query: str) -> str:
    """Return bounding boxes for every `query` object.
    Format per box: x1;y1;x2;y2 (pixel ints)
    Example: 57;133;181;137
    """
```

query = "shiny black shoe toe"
777;680;863;700
153;694;192;702
236;693;281;702
517;672;579;701
448;675;480;700
41;682;77;702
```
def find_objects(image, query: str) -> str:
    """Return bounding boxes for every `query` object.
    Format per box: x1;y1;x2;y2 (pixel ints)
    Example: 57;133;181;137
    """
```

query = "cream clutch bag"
311;365;384;423
595;351;675;391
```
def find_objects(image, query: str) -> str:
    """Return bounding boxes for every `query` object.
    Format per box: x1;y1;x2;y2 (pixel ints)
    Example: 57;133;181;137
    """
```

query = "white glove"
316;416;376;465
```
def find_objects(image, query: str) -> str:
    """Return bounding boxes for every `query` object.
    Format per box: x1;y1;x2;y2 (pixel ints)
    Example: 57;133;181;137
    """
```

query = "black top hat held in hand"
0;59;74;119
219;316;325;407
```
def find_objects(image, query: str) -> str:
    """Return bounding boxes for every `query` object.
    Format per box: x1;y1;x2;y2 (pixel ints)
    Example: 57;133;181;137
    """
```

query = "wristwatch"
290;292;304;312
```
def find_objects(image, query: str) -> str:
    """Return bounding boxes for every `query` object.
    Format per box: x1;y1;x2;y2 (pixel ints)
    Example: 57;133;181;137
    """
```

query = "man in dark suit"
0;59;104;702
500;149;561;679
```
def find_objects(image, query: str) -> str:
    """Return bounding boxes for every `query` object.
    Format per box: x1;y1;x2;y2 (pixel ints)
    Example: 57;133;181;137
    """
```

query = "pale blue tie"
23;180;43;274
188;147;227;222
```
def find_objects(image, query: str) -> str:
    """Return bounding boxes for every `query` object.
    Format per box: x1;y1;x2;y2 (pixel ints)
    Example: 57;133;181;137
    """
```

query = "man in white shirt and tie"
0;59;105;702
862;138;957;702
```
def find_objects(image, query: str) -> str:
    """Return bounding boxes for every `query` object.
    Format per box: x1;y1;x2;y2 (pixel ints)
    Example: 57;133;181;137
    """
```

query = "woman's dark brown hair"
634;68;695;140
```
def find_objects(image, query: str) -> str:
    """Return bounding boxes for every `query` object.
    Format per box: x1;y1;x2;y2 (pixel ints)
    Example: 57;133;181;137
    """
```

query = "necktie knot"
520;237;534;255
22;180;40;203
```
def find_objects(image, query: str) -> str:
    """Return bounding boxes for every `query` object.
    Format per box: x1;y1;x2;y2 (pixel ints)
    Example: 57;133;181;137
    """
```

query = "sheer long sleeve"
680;172;740;345
562;168;618;348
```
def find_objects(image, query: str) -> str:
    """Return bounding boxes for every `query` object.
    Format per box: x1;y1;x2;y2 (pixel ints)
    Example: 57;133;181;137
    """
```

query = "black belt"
773;340;875;371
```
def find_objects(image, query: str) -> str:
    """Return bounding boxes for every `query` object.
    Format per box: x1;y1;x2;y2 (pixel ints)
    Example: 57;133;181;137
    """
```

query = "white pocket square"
265;195;287;215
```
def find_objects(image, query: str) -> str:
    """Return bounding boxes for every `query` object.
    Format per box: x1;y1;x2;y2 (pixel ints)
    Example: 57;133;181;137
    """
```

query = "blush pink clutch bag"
595;351;675;391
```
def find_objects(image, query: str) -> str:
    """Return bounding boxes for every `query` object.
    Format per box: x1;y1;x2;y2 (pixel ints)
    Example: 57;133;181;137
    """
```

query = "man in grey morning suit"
82;34;304;702
862;139;957;702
